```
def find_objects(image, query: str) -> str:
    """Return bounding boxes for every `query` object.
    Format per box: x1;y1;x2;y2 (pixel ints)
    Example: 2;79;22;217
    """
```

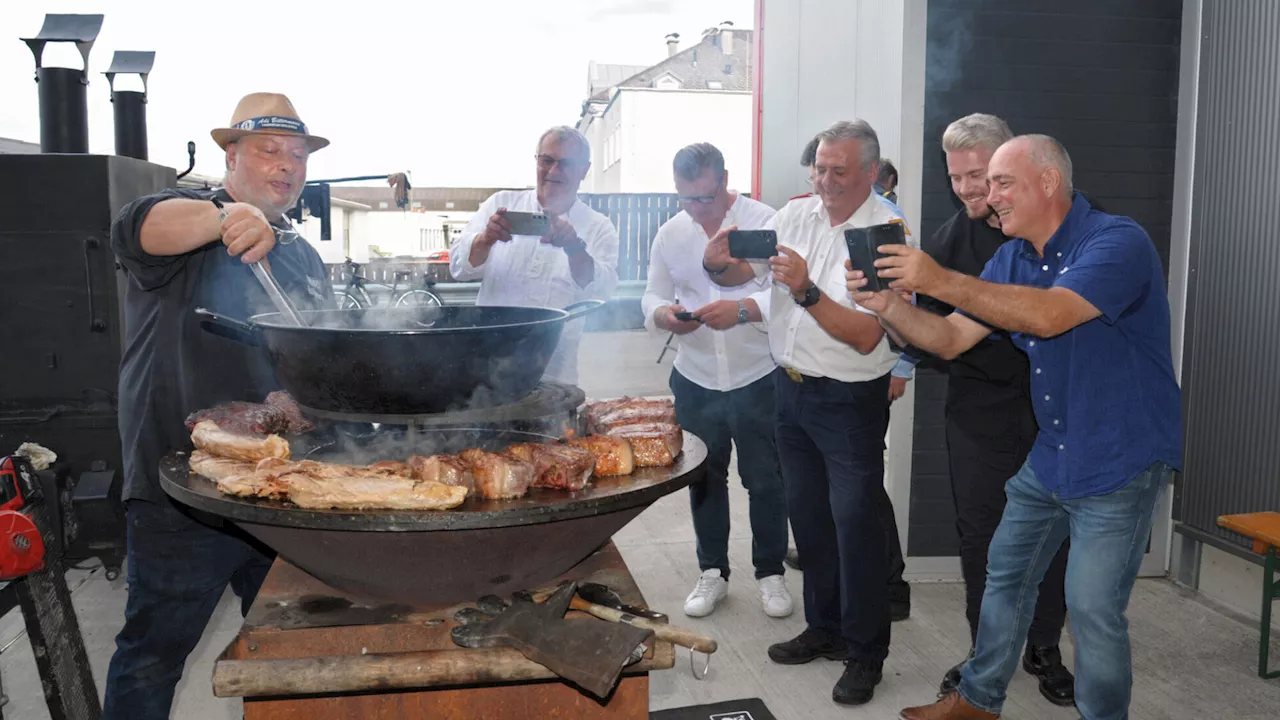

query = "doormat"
651;698;777;720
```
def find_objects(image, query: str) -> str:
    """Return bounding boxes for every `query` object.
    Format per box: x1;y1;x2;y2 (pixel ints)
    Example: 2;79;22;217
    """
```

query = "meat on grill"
266;391;316;433
407;454;476;495
506;442;596;491
459;448;536;500
190;420;291;463
605;423;683;467
197;455;467;510
587;399;677;433
185;402;288;435
189;451;290;499
567;435;635;477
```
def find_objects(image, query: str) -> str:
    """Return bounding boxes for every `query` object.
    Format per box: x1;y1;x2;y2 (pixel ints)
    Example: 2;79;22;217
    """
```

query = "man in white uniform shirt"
450;126;620;385
705;120;917;707
641;143;791;620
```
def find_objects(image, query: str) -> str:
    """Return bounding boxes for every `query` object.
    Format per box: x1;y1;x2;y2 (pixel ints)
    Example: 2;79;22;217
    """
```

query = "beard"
965;201;995;221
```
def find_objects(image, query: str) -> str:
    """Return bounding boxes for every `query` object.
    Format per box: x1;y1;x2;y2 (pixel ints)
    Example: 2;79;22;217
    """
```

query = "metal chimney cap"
20;13;104;75
104;50;156;95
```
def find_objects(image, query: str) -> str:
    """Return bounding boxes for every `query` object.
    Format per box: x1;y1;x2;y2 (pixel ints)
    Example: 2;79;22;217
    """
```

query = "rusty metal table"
213;541;672;719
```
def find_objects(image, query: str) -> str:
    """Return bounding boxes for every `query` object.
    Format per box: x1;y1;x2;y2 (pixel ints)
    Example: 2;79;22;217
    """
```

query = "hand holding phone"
844;222;906;293
504;210;552;237
673;311;697;322
728;229;778;260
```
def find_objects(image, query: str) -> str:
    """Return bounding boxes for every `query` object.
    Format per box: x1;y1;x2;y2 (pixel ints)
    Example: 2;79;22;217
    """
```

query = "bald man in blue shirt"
848;135;1181;720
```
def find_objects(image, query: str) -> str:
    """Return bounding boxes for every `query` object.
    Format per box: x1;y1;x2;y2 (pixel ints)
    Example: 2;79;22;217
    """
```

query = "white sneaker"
758;574;793;618
683;569;729;617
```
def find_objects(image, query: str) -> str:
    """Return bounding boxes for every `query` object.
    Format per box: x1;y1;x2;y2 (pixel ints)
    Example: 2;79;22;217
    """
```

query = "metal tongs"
211;197;306;326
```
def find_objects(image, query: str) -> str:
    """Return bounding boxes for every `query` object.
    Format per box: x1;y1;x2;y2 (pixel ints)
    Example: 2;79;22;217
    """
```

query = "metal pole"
110;90;148;160
36;67;89;154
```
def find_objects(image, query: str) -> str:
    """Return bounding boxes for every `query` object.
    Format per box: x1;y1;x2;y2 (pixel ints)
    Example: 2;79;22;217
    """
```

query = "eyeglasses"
535;154;581;172
677;176;726;205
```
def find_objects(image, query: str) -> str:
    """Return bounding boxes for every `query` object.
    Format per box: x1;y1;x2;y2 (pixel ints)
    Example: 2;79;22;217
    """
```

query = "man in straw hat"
102;92;333;719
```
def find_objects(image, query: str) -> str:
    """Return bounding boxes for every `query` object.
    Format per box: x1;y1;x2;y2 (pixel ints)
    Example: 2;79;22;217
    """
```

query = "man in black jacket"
898;114;1075;707
102;93;334;720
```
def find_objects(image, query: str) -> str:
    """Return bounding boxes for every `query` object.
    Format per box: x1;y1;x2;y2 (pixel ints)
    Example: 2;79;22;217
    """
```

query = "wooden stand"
214;542;672;719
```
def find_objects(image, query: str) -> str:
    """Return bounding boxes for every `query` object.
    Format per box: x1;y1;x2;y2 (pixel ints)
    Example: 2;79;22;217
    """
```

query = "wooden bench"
1217;511;1280;679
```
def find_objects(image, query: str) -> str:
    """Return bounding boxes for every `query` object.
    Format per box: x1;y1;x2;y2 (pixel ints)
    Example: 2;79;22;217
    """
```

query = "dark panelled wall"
1178;0;1280;548
910;0;1183;556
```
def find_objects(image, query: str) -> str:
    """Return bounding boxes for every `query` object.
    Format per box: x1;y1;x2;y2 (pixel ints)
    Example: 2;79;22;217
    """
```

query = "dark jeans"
774;368;892;664
672;368;788;580
960;461;1169;719
102;498;274;720
947;415;1068;647
882;407;909;605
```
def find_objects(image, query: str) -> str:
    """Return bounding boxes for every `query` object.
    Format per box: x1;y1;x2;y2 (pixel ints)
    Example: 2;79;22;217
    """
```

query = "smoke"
925;5;974;96
298;425;555;466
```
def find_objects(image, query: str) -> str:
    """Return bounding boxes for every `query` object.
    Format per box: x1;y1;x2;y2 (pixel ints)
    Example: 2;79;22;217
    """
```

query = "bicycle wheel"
337;291;363;310
395;289;444;308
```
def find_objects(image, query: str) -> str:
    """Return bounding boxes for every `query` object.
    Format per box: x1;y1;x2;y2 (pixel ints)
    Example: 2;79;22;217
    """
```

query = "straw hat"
210;92;329;152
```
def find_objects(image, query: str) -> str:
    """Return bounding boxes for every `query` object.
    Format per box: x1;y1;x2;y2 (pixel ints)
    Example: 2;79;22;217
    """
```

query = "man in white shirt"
641;143;792;620
704;120;916;707
450;126;620;385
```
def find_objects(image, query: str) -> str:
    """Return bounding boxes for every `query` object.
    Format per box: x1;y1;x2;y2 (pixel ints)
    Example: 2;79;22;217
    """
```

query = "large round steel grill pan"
159;427;707;606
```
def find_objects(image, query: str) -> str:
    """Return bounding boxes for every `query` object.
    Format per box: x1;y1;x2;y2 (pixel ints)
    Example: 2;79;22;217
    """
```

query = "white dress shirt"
753;193;920;383
450;189;620;385
641;195;778;392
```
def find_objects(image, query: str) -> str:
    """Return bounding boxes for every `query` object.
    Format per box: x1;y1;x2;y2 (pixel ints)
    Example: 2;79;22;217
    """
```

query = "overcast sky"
1;0;753;188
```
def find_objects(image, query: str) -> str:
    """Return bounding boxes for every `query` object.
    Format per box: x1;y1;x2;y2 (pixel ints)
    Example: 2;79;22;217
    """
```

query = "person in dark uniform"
891;114;1075;707
102;92;334;720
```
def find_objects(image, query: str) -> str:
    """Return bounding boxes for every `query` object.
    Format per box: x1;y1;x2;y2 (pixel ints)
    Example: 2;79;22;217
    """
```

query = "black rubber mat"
650;697;777;720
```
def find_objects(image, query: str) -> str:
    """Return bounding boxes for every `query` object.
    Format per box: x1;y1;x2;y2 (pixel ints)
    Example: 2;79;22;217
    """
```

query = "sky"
0;0;754;188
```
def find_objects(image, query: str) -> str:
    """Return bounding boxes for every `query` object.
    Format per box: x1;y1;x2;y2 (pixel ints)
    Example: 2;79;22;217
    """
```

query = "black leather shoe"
890;599;911;622
938;648;973;695
767;627;847;665
1022;645;1076;707
783;547;802;571
832;659;883;706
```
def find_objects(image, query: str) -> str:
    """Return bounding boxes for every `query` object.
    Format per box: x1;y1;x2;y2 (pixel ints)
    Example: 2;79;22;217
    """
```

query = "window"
707;80;723;90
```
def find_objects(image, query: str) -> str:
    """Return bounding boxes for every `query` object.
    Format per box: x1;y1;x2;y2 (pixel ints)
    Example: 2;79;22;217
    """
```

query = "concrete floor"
2;329;1279;719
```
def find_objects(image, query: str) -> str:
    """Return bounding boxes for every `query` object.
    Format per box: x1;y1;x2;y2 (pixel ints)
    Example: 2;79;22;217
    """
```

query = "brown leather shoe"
899;691;999;719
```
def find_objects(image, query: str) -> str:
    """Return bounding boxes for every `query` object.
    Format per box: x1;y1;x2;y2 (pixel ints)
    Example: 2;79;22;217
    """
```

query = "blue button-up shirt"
972;193;1182;499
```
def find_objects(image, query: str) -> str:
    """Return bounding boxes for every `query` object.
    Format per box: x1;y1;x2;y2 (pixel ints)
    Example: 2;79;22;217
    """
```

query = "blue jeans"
671;368;788;579
102;498;274;720
773;368;892;664
959;460;1169;719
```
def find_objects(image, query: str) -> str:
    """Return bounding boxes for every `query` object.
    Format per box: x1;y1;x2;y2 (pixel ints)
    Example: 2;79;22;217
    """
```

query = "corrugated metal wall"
1178;0;1280;546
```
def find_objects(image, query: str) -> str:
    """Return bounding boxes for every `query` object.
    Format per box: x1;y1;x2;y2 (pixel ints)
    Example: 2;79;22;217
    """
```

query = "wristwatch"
795;284;821;308
736;299;750;325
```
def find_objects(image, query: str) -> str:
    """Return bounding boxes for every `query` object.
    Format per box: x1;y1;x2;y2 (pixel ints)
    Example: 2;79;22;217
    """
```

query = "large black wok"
195;300;603;414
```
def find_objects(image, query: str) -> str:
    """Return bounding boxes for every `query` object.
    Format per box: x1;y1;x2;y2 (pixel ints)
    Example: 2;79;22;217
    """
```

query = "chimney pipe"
21;14;104;154
104;51;156;161
665;32;680;57
718;21;734;56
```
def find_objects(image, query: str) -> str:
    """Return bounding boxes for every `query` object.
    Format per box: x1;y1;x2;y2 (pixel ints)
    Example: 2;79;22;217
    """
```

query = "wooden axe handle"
569;597;717;654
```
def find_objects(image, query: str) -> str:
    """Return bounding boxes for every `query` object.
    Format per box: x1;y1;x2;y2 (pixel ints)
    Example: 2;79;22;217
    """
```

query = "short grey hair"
1020;134;1074;195
799;136;819;167
942;113;1013;154
673;142;726;182
815;119;880;171
536;126;591;164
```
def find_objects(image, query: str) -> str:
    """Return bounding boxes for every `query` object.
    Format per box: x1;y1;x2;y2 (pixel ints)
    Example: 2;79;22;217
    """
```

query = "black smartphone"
728;229;778;259
673;311;698;322
844;222;907;293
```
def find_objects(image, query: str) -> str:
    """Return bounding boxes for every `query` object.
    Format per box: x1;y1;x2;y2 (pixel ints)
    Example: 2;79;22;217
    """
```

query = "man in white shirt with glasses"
641;143;792;620
450;126;620;385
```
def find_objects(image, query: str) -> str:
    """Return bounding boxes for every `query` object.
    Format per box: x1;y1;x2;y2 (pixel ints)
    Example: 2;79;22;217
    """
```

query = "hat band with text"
233;116;309;135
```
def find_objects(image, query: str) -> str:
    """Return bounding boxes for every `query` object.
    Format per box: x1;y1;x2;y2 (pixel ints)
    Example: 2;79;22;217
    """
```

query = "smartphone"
673;311;698;322
728;229;778;259
503;210;551;237
844;222;907;293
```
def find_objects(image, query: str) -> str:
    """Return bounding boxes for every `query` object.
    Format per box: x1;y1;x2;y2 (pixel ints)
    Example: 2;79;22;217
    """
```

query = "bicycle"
336;258;443;310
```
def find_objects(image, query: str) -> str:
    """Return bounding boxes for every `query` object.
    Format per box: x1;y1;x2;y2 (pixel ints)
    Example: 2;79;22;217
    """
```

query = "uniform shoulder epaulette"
887;216;912;235
789;192;814;201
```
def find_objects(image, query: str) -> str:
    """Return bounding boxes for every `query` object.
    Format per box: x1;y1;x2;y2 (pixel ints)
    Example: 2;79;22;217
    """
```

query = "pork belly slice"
567;435;635;477
507;443;595;491
281;472;468;511
190;420;290;463
189;451;290;500
605;422;682;468
459;448;536;500
407;454;476;495
584;397;675;433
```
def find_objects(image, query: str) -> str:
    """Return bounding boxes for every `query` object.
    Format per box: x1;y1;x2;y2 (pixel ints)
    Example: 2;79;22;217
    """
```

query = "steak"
507;443;595;491
587;399;677;433
184;402;288;435
459;448;536;500
266;391;316;434
567;435;635;477
407;454;476;495
605;423;682;467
